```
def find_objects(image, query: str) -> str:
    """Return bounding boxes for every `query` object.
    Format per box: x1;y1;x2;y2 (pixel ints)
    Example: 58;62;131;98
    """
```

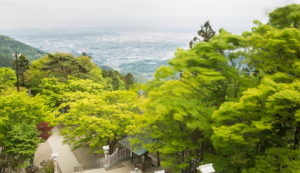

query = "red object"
37;122;54;141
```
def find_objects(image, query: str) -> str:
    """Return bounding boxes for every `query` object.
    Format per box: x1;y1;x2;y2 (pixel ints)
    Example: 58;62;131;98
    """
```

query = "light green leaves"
4;124;40;169
59;90;138;153
0;67;16;87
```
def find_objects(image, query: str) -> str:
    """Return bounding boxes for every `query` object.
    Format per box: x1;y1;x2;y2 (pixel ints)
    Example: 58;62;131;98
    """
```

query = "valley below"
1;28;194;80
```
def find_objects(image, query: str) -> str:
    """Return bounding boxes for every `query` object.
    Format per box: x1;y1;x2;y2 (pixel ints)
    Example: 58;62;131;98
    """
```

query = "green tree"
212;76;300;172
58;90;138;154
0;90;52;172
210;5;300;172
0;67;16;87
243;21;300;77
0;90;52;135
24;58;52;94
11;55;29;86
189;21;216;48
171;29;251;106
129;80;214;173
41;53;89;80
4;124;40;172
125;73;135;90
39;78;67;109
269;3;300;28
129;28;252;173
38;160;54;173
245;148;300;173
101;70;128;91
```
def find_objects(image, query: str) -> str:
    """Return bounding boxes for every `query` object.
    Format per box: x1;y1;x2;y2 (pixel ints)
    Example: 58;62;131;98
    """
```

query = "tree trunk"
17;164;20;173
157;151;160;167
294;122;300;149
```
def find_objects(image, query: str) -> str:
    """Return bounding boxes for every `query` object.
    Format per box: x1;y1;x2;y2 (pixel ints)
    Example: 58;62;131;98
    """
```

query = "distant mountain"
100;65;114;71
0;35;46;67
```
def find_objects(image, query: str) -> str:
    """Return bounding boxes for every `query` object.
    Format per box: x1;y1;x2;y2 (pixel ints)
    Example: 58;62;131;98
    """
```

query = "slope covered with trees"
0;35;46;67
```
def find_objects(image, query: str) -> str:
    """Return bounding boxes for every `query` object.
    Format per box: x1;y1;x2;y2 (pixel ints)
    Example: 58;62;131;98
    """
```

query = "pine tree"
189;21;216;48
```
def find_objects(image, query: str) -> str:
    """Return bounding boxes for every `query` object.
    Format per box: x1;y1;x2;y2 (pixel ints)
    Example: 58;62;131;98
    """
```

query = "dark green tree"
41;53;89;80
0;52;13;68
125;73;135;90
11;55;29;86
198;21;216;42
101;70;127;90
189;21;216;48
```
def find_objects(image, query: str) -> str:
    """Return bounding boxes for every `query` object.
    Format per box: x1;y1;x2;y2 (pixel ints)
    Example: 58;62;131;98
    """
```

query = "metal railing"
74;163;83;172
108;149;119;166
148;155;159;167
95;148;131;169
95;158;105;168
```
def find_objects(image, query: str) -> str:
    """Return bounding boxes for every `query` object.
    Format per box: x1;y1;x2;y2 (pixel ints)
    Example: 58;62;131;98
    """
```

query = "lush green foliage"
128;4;300;173
102;69;134;91
0;89;53;171
38;160;54;173
11;55;30;86
129;27;254;173
58;90;138;153
0;53;13;68
0;67;16;88
4;124;40;170
269;3;300;28
0;51;136;171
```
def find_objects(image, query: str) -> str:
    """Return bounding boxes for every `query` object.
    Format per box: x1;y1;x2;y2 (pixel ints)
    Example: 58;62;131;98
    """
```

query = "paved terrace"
47;127;80;173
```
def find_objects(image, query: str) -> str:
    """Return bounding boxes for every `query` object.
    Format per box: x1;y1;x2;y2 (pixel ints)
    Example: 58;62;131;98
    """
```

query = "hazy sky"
1;0;300;33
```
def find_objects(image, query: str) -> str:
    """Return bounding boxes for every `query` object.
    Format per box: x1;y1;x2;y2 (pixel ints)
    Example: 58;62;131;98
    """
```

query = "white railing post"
108;154;111;167
51;152;59;173
116;148;119;161
103;145;110;169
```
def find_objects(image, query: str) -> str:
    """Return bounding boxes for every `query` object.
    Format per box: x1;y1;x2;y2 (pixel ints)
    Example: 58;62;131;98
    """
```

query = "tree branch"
179;79;220;106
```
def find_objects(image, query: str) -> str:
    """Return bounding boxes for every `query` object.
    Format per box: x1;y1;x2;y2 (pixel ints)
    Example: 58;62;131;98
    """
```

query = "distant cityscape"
1;29;194;79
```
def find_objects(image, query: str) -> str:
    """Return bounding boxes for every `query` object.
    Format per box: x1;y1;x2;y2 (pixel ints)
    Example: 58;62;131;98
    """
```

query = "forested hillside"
0;35;46;67
1;3;300;173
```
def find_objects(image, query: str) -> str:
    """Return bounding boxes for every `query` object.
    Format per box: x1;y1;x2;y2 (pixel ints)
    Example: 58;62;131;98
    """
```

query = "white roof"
197;163;215;173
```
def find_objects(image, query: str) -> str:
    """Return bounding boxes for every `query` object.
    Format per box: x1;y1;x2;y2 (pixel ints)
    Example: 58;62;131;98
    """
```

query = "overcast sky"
1;0;300;33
